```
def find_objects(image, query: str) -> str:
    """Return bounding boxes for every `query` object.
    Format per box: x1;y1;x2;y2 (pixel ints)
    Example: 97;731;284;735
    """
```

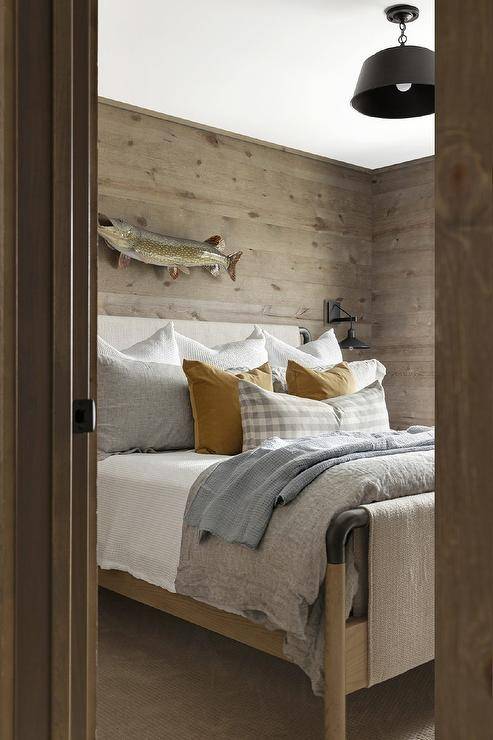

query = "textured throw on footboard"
363;492;435;686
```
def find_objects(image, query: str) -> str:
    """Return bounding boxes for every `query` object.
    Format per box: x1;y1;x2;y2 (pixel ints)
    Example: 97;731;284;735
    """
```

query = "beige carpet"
97;589;434;740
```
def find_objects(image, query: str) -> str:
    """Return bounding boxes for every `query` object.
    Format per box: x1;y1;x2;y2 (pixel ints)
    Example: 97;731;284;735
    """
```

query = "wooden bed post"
324;563;347;740
324;507;369;740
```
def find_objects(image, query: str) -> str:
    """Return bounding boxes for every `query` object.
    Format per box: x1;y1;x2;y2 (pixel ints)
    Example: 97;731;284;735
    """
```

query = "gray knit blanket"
184;427;435;548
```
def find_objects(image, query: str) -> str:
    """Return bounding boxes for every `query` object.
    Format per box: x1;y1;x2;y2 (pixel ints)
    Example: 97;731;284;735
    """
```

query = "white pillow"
260;327;343;369
98;335;128;360
346;359;386;390
97;324;181;365
122;323;181;365
175;326;268;370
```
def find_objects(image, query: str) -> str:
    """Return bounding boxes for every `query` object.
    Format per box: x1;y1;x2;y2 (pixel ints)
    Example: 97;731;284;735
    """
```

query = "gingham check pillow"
239;380;390;451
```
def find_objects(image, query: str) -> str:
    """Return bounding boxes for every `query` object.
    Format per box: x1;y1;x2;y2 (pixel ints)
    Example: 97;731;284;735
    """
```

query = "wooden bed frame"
97;319;370;738
99;507;370;740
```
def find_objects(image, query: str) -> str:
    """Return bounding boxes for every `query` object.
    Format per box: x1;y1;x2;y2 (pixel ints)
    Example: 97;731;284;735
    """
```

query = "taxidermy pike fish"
97;215;242;281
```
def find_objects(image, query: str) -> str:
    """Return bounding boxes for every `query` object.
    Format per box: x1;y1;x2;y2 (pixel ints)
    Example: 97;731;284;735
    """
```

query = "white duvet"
97;450;227;592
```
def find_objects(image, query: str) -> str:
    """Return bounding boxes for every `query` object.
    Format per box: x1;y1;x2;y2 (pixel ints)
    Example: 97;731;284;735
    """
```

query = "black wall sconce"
326;299;370;350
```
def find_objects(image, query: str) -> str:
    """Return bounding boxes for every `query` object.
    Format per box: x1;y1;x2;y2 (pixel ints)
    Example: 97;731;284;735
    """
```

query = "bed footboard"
98;507;371;740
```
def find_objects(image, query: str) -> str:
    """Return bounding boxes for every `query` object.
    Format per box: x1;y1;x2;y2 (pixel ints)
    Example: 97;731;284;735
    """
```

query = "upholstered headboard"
97;316;306;350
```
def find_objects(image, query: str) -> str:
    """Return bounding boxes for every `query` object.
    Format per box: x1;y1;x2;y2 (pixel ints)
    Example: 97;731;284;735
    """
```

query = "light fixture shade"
339;328;370;351
351;45;435;118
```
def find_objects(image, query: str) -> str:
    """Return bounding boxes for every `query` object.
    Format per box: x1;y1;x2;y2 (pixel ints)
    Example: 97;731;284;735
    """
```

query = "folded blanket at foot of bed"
184;427;435;548
175;441;435;695
363;491;435;686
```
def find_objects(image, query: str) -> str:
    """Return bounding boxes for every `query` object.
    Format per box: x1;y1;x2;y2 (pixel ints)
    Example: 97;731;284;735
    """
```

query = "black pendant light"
351;4;434;119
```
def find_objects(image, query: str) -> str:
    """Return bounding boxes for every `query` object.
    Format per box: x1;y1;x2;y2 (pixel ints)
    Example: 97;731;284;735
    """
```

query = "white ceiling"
98;0;435;169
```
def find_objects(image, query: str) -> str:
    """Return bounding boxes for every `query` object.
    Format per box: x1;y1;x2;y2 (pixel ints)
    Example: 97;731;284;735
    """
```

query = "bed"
97;316;434;740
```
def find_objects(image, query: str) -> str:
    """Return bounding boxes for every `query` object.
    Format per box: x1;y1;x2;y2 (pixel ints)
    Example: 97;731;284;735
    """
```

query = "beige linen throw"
363;491;435;685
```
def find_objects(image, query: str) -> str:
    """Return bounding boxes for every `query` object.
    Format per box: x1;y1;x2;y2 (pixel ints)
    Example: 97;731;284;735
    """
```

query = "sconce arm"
329;302;358;323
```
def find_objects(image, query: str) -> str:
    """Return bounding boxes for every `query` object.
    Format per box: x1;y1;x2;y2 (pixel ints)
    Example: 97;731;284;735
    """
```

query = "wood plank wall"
97;99;435;428
371;158;435;428
97;99;373;343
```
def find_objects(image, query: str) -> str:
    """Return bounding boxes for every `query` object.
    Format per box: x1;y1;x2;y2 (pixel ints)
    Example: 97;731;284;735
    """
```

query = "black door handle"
73;399;96;433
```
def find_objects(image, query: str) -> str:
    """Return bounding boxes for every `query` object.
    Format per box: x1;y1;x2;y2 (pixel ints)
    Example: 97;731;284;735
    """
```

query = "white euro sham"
260;327;343;369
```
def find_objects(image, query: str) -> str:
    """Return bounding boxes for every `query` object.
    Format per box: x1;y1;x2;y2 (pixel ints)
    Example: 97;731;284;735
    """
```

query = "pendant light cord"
398;21;408;45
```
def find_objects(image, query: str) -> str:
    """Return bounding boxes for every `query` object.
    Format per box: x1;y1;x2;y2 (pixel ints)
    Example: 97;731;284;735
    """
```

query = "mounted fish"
97;214;242;281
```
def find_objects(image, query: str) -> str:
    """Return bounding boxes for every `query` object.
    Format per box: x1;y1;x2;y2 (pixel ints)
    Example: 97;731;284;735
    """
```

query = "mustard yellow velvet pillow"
286;360;357;401
182;360;273;455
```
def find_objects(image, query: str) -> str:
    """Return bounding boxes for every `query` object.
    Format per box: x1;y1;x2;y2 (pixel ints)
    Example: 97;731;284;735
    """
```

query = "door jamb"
0;2;98;737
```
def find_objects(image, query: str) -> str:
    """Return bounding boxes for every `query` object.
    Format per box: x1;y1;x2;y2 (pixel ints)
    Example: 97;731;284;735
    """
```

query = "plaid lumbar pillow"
239;380;390;451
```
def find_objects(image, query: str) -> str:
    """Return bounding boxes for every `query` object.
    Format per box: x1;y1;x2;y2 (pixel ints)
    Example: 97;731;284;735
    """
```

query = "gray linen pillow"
239;380;390;451
97;352;194;453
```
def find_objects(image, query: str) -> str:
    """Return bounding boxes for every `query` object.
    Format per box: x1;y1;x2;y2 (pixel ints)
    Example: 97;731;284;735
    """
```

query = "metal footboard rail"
326;508;370;564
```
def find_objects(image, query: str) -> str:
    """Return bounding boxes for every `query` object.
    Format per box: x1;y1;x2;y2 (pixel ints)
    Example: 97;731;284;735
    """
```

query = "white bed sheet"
97;450;227;592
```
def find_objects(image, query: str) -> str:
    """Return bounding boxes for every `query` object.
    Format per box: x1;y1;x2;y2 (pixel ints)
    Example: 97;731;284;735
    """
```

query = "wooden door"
436;0;493;737
0;1;97;737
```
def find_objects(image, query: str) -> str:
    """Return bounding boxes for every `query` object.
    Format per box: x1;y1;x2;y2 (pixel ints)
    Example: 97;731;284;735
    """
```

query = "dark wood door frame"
0;2;16;736
2;0;493;738
436;0;493;737
0;1;97;738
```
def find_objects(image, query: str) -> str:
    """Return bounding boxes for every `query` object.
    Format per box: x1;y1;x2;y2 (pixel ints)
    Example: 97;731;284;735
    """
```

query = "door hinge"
73;398;96;434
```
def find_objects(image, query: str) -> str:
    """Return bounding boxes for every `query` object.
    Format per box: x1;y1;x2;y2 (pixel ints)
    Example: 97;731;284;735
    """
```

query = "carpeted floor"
97;589;434;740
